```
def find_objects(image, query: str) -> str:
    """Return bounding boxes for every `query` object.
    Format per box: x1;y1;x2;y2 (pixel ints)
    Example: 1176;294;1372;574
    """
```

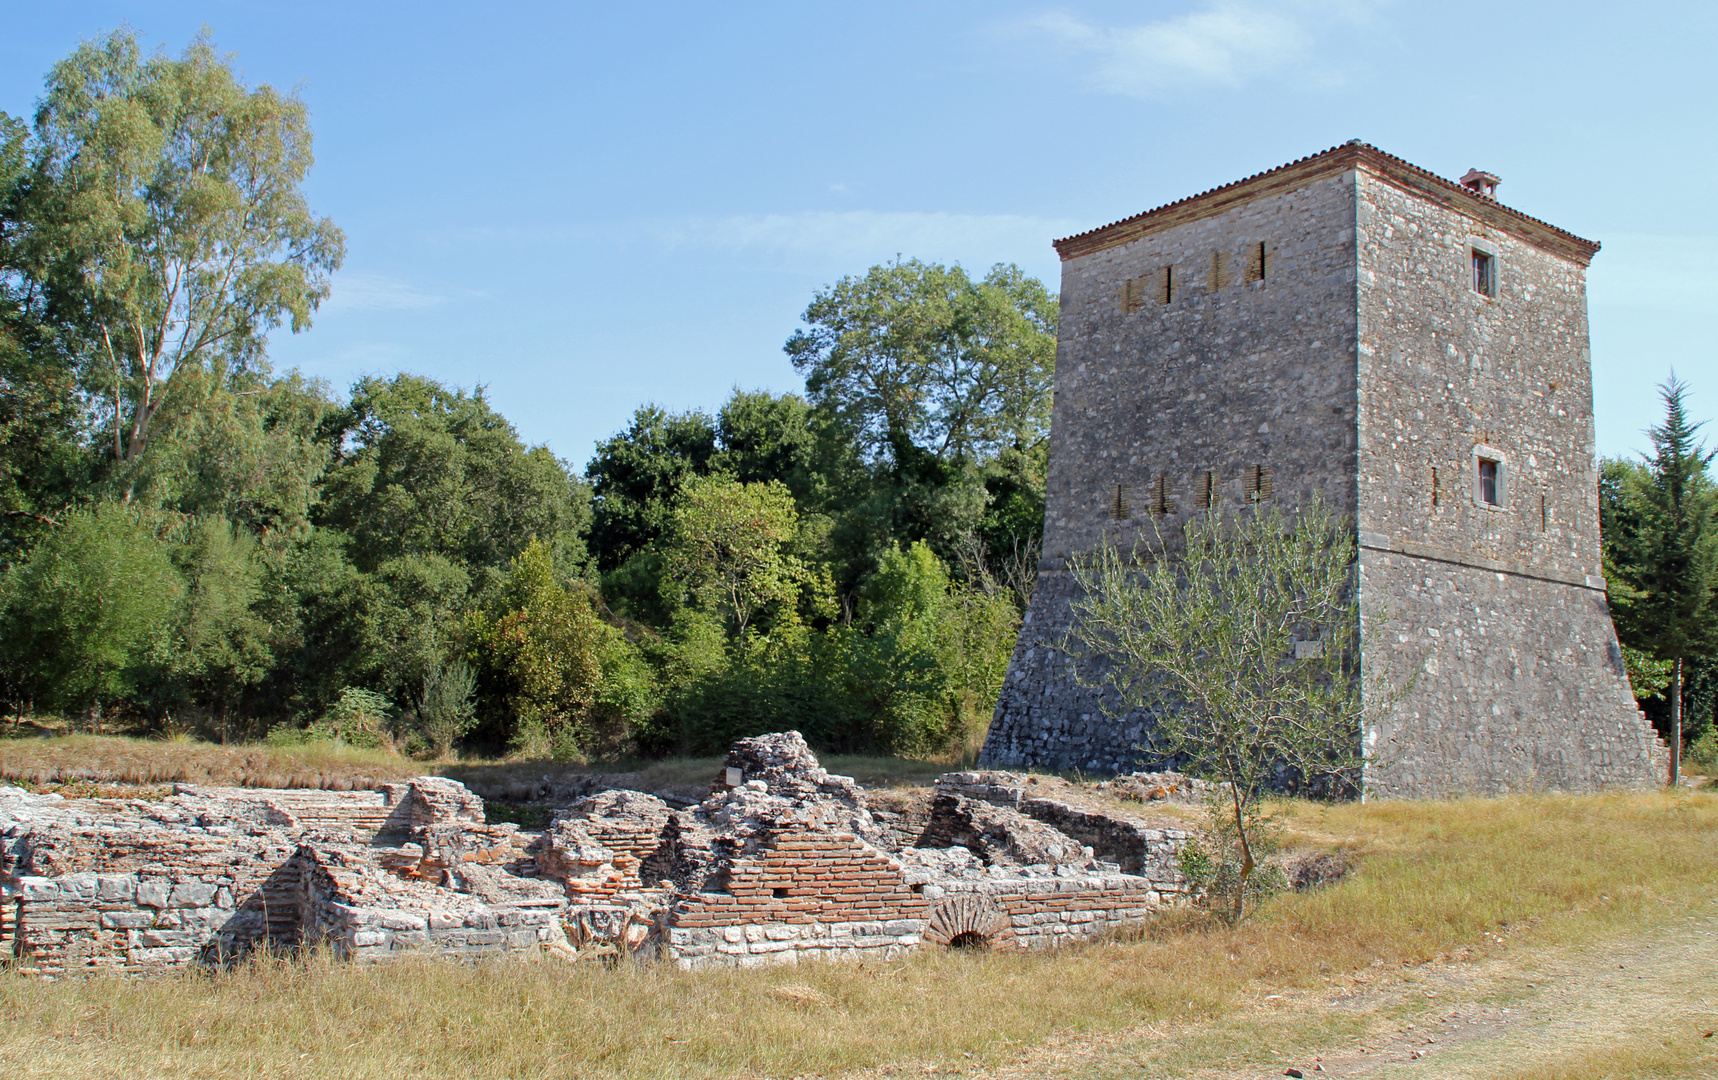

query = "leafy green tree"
0;109;84;565
319;374;588;577
713;390;824;501
1602;376;1718;784
938;556;1025;750
479;538;606;758
786;259;1056;469
1063;498;1380;921
125;367;336;533
784;260;1056;588
258;526;369;718
833;541;961;753
663;475;807;637
586;404;718;573
417;660;477;758
309;686;393;750
160;514;276;737
15;30;344;473
357;553;472;700
0;504;180;727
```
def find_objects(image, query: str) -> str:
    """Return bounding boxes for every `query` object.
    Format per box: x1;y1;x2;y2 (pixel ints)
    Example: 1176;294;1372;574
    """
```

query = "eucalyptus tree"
16;30;344;478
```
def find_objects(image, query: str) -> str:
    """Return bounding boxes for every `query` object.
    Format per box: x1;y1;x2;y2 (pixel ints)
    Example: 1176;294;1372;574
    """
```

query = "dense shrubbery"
0;33;1045;759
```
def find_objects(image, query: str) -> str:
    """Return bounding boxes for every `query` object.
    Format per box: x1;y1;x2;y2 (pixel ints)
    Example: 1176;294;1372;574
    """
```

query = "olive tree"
1063;496;1392;921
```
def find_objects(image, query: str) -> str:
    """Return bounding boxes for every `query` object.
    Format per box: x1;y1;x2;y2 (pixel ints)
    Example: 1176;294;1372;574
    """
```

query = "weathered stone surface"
0;736;1197;976
983;142;1668;795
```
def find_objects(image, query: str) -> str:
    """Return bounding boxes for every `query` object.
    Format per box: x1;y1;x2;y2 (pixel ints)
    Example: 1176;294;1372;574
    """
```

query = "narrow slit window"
1148;474;1174;516
1540;493;1548;532
1246;241;1267;283
1478;458;1500;506
1243;464;1274;502
1109;483;1130;520
1158;265;1174;305
1431;465;1440;508
1194;469;1215;510
1121;276;1146;314
1472;249;1495;297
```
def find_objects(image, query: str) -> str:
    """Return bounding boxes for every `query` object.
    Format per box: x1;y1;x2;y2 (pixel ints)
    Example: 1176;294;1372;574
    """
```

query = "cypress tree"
1606;375;1718;783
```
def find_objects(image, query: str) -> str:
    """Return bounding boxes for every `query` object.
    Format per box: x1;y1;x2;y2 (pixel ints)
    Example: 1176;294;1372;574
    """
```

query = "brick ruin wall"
2;735;1194;975
666;829;929;969
985;171;1361;774
1351;170;1666;795
1;780;568;975
984;153;1667;794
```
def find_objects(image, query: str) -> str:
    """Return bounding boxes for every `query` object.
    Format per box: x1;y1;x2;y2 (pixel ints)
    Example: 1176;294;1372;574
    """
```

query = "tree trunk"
1226;761;1254;924
1670;656;1683;786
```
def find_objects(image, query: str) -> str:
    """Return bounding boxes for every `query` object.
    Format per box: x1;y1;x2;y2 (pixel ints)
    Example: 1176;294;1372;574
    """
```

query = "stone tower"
981;142;1668;797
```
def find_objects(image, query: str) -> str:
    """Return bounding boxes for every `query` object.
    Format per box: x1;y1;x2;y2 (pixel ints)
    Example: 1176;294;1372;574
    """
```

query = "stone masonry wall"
5;735;1196;976
1353;169;1666;794
1;781;564;975
987;145;1668;793
985;169;1362;773
935;772;1190;883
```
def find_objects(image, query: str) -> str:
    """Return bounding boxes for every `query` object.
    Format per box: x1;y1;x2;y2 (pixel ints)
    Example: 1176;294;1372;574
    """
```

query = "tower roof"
1053;142;1600;266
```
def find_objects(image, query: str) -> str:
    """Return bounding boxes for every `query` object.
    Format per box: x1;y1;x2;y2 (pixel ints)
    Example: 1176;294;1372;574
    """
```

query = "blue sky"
4;2;1715;468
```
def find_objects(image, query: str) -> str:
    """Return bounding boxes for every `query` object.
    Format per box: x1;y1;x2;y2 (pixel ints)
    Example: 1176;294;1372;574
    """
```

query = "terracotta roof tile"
1052;141;1600;265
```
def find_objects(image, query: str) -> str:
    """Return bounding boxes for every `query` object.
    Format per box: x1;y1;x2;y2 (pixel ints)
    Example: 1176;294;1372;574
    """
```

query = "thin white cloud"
1024;2;1377;97
323;273;445;313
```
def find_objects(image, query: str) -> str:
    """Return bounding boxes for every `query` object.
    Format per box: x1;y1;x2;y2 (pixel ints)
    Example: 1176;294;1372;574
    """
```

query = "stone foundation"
2;732;1194;975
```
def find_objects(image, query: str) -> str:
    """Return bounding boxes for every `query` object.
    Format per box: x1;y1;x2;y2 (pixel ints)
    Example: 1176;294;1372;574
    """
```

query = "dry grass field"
3;787;1714;1079
0;731;956;802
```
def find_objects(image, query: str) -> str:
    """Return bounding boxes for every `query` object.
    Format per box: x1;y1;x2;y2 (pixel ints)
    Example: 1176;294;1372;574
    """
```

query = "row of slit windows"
1121;244;1494;313
1110;457;1549;530
1107;465;1274;519
1120;242;1268;314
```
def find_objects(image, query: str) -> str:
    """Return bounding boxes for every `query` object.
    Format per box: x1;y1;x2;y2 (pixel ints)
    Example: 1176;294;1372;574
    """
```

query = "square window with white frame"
1472;448;1508;509
1471;248;1496;297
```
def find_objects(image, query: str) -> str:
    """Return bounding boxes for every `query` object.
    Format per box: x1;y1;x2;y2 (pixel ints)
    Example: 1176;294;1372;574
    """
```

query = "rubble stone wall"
985;144;1667;794
1351;170;1666;795
3;734;1196;976
936;772;1191;886
1;780;561;975
297;846;565;962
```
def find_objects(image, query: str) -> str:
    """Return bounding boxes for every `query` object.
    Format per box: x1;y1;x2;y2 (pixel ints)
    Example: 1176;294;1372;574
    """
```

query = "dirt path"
967;905;1718;1079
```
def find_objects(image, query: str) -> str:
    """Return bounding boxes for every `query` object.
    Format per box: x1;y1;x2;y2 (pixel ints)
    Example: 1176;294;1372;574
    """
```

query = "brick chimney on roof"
1459;168;1501;198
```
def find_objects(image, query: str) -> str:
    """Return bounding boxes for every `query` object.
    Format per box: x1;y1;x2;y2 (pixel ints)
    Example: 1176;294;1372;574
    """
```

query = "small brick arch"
924;892;1015;950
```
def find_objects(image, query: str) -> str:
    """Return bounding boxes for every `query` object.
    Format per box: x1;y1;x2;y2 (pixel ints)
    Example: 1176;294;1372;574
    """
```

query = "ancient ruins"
0;733;1194;975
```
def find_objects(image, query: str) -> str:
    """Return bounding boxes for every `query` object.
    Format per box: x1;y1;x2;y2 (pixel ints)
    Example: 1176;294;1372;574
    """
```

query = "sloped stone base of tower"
982;567;1169;776
1360;552;1668;798
982;556;1670;796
